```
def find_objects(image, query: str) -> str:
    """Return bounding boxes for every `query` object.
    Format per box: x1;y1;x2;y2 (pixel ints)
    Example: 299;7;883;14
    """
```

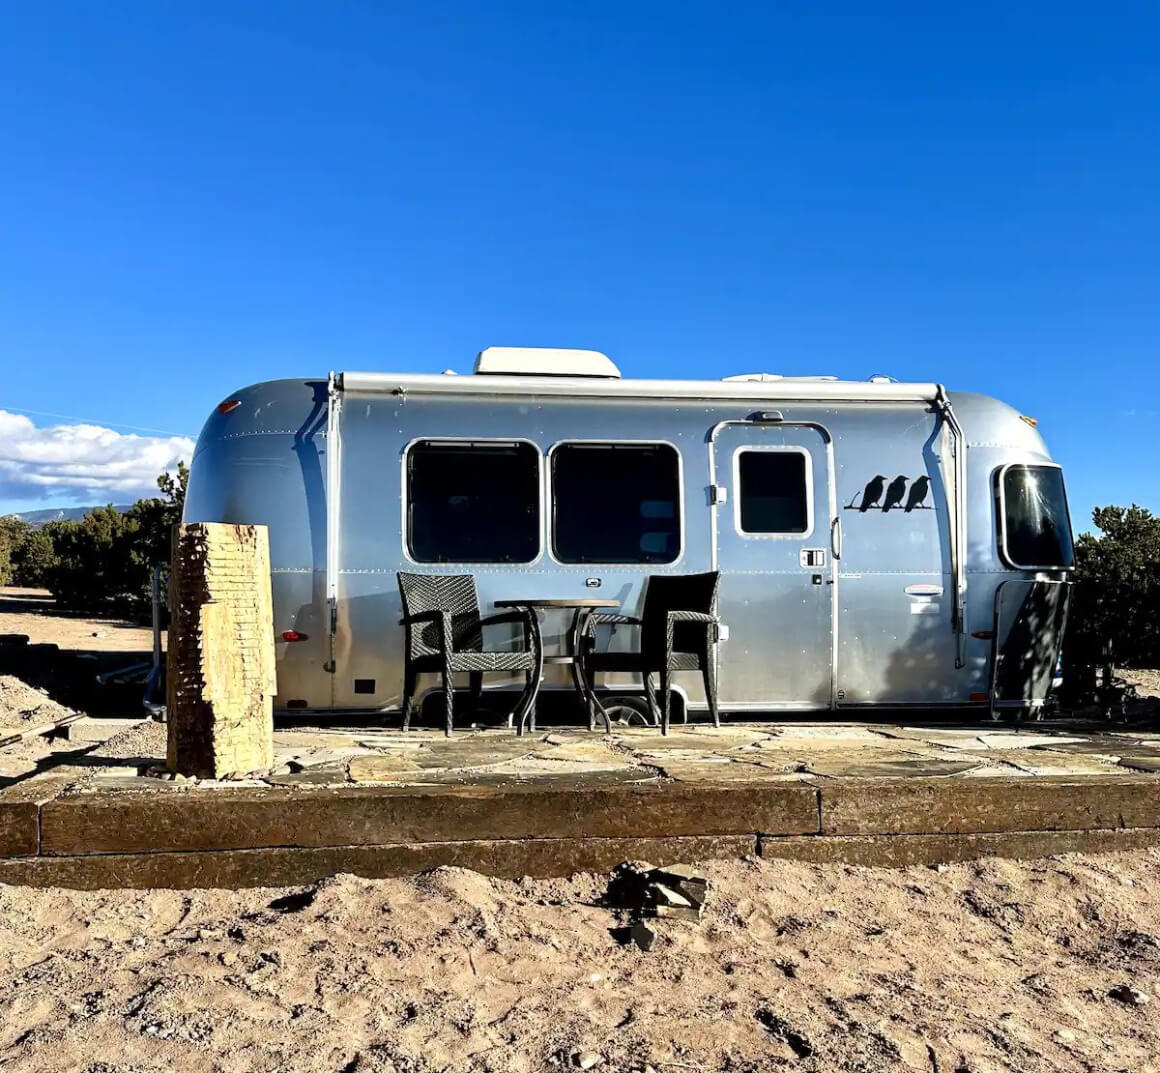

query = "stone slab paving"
4;715;1160;885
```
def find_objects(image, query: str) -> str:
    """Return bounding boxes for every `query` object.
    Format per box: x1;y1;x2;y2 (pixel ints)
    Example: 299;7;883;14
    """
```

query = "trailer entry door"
711;423;836;710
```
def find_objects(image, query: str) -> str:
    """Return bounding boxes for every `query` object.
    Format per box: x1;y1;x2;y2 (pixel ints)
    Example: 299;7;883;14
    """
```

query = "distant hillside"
2;505;132;526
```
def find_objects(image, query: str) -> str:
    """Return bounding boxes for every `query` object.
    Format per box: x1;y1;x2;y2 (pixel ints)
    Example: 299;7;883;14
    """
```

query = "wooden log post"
167;523;276;778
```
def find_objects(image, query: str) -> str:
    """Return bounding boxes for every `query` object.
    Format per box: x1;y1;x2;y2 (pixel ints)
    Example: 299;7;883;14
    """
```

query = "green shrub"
1068;504;1160;667
34;463;188;618
10;525;57;586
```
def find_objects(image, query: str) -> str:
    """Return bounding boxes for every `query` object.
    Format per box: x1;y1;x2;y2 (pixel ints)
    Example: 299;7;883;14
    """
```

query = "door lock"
812;573;823;585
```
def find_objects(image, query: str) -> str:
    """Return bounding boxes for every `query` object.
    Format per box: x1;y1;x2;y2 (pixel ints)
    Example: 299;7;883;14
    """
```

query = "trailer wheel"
600;694;657;727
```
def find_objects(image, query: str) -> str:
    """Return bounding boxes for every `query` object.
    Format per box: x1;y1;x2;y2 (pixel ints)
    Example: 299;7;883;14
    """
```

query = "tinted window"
1001;465;1074;568
738;450;809;533
407;441;539;563
552;444;680;563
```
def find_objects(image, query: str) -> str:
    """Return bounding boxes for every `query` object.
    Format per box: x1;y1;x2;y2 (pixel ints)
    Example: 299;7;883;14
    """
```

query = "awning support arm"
325;371;342;638
935;385;967;669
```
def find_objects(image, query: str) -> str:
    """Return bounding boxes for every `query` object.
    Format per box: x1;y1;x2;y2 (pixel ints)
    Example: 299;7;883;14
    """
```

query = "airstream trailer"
183;348;1074;721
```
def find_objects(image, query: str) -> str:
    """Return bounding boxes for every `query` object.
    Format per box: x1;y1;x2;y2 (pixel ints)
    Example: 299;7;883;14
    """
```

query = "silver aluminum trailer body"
184;369;1073;717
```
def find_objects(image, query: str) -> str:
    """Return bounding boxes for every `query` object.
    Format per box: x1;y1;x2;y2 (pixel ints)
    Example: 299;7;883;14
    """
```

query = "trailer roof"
337;371;943;404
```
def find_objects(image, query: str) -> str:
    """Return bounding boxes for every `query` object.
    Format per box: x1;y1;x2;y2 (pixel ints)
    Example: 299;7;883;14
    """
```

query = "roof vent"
474;347;621;378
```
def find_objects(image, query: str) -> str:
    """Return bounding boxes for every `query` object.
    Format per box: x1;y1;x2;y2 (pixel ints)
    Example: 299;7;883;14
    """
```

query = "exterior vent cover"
474;347;621;378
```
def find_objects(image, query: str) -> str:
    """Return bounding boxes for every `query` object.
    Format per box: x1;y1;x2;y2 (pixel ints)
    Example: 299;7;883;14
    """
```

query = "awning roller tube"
337;371;943;405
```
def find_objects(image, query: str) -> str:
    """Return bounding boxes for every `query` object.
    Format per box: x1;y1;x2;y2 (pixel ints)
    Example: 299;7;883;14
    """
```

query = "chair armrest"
399;609;454;652
666;610;721;643
580;613;642;641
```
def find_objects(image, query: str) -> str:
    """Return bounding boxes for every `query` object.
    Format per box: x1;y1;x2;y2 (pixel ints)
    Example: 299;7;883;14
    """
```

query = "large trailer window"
407;441;540;563
999;464;1074;569
552;443;680;564
736;449;811;534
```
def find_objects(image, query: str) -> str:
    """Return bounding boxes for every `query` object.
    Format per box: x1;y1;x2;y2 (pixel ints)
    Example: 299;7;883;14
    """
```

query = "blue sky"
0;3;1157;531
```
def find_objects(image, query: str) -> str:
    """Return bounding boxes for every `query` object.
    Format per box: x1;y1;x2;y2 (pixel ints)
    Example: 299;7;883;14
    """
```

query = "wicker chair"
577;571;722;735
396;572;543;736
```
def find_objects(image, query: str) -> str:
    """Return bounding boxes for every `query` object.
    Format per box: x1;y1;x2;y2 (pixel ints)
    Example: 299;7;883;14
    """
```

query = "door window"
735;449;812;535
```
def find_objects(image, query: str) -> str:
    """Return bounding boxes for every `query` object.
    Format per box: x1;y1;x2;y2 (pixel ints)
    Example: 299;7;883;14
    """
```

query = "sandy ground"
1123;669;1160;700
0;587;155;653
1;853;1159;1072
0;676;75;731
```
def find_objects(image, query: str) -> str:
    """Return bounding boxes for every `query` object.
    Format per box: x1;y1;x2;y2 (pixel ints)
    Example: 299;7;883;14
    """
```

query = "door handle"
830;517;842;561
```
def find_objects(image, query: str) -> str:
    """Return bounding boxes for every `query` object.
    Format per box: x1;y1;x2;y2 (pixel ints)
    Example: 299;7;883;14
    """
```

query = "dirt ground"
0;587;155;653
0;675;75;731
1;852;1159;1073
1123;669;1160;700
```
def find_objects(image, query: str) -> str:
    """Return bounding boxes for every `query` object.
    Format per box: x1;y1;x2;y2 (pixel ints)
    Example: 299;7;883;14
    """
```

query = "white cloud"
0;411;195;503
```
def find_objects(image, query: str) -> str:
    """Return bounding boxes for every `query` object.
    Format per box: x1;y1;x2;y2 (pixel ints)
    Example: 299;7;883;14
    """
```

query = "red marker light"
969;692;990;703
217;399;241;415
281;630;307;642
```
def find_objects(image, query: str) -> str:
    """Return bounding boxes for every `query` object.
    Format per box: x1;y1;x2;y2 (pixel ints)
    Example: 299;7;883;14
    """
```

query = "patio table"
494;598;620;734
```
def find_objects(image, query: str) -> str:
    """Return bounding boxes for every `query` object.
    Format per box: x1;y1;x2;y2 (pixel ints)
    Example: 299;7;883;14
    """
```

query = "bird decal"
881;475;909;512
844;473;935;512
853;475;886;512
904;475;931;512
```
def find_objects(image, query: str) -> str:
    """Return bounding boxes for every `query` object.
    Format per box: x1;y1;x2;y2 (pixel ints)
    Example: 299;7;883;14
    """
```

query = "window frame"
995;461;1075;571
731;445;815;539
401;436;544;565
547;438;685;566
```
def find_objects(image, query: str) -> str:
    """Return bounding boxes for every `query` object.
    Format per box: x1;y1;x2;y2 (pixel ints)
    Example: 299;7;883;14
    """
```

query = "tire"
600;694;657;727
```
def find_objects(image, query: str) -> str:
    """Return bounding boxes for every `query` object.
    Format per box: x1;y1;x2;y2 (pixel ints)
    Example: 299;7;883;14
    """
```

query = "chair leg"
702;659;721;728
642;671;662;727
442;669;454;737
468;671;483;716
400;667;417;731
660;666;671;736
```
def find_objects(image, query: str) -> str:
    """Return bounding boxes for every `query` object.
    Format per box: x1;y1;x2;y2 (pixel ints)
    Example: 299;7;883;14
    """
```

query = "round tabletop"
494;597;620;609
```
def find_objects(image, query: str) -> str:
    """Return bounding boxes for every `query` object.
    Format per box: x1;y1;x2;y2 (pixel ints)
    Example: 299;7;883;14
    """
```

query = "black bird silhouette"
881;475;909;512
904;475;931;512
856;475;887;511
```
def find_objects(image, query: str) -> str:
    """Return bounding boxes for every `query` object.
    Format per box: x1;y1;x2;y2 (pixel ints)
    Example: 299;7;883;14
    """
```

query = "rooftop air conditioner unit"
474;347;621;378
